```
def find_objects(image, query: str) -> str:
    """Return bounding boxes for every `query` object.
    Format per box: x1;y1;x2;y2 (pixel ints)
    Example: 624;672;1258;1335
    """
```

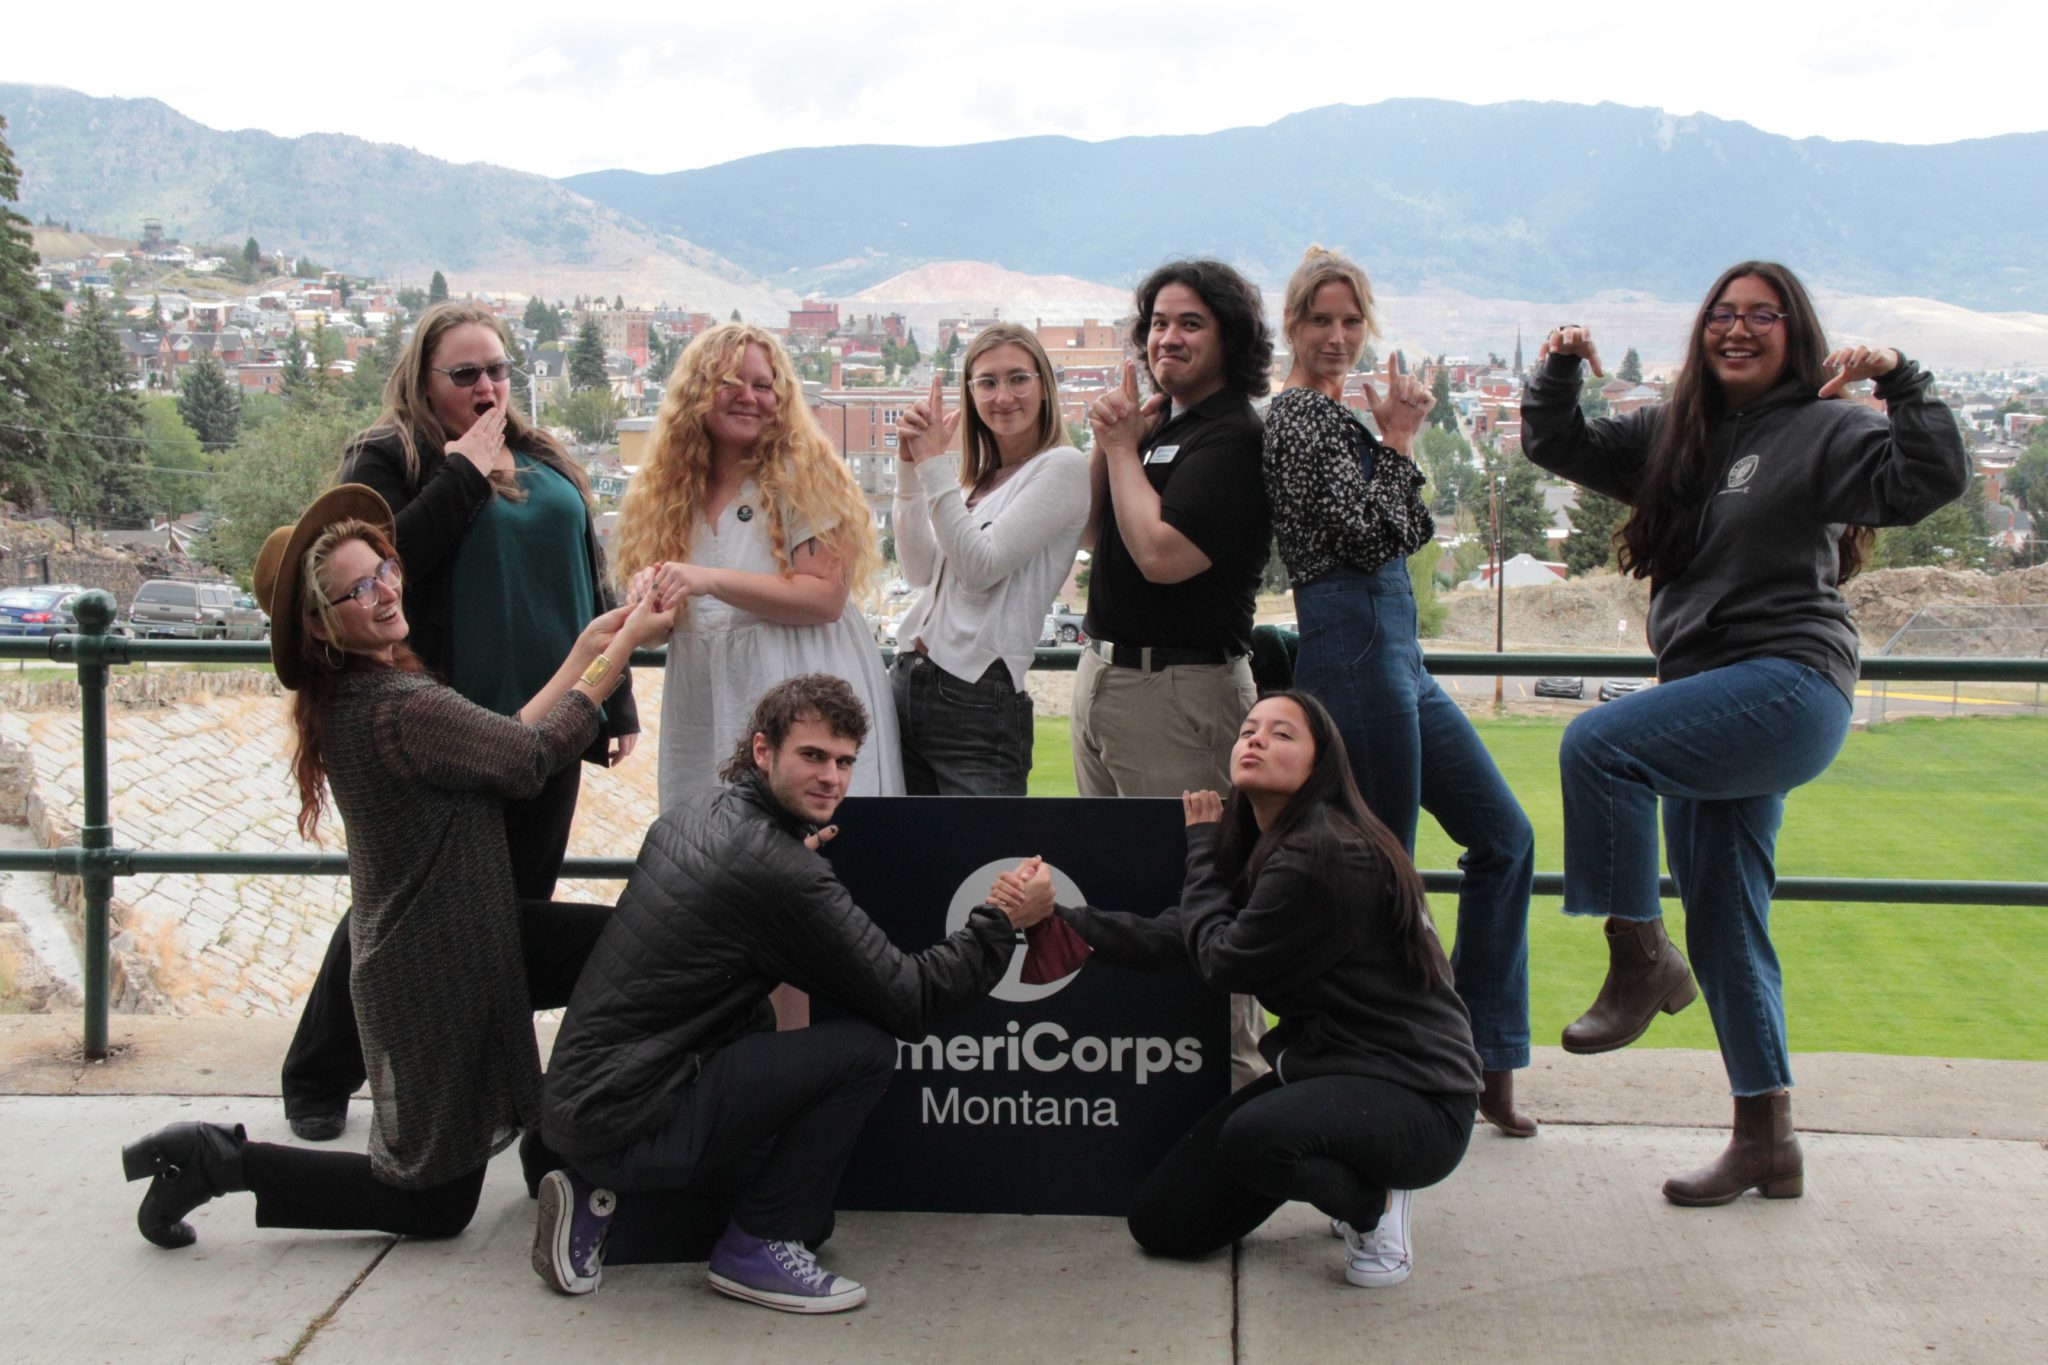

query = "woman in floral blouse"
1262;246;1538;1137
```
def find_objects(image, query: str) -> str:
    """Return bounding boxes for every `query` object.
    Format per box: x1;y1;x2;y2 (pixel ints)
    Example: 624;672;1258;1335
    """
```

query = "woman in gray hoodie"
1519;261;1968;1207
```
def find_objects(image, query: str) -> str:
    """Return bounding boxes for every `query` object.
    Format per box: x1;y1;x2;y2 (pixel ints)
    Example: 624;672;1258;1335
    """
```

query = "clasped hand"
985;855;1054;930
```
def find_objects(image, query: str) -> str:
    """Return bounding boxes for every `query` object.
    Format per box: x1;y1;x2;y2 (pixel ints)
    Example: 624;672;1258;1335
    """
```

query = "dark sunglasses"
429;360;514;386
327;557;403;608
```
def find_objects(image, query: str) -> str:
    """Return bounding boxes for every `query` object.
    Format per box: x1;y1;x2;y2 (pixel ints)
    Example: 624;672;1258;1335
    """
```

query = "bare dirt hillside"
1437;565;2048;653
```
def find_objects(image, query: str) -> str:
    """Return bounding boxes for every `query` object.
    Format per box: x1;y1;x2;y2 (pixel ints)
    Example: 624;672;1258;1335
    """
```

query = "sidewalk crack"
272;1236;397;1364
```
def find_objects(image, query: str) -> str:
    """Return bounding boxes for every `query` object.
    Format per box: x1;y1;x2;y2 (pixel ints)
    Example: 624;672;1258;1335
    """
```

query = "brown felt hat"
252;484;396;690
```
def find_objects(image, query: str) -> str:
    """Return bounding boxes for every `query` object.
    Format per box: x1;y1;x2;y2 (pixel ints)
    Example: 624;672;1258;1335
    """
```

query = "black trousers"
243;897;609;1237
576;1018;897;1246
282;763;584;1118
1126;1071;1477;1260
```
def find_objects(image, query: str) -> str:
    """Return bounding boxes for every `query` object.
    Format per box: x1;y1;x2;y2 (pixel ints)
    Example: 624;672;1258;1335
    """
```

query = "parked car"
1534;676;1584;699
1046;601;1087;644
0;584;92;638
127;579;242;639
1598;677;1648;702
228;593;270;640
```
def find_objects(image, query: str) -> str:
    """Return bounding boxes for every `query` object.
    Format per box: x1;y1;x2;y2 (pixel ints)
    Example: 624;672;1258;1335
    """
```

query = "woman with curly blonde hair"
617;324;902;806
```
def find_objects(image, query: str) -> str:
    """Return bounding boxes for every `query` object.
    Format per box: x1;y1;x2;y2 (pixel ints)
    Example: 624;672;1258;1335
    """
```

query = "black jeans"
244;1144;490;1239
575;1019;896;1245
1127;1071;1477;1259
282;764;585;1118
892;652;1035;796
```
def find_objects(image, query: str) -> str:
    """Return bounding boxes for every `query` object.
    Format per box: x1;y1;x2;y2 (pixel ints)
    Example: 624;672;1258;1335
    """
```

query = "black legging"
282;763;584;1117
1127;1071;1476;1259
246;899;607;1236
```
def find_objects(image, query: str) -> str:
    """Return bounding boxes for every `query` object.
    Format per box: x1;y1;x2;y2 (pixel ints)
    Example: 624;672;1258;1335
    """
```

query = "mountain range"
5;85;2047;346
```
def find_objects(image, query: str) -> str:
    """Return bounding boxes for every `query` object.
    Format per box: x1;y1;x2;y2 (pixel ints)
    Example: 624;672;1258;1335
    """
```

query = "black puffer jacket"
542;773;1019;1157
339;428;636;761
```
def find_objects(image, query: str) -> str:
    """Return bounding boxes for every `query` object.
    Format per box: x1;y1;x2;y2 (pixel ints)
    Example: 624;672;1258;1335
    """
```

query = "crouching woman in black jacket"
996;690;1480;1288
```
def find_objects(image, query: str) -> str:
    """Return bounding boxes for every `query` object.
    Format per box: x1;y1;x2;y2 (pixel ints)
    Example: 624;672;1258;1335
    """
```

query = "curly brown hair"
717;673;870;783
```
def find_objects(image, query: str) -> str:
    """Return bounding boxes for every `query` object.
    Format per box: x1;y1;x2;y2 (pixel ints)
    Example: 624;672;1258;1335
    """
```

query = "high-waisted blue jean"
1294;563;1535;1072
1556;656;1851;1096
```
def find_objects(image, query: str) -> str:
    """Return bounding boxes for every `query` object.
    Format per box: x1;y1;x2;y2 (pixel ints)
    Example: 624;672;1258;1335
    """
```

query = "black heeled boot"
121;1122;249;1249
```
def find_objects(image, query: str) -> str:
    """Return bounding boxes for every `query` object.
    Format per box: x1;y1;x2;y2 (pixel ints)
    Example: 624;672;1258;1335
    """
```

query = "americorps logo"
945;858;1089;1002
1725;453;1761;490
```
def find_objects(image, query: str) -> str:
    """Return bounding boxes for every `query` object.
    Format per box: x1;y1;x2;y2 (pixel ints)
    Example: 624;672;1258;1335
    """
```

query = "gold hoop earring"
321;641;345;670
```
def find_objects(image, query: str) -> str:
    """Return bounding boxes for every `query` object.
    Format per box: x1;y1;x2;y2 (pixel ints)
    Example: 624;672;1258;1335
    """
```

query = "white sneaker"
1342;1189;1413;1287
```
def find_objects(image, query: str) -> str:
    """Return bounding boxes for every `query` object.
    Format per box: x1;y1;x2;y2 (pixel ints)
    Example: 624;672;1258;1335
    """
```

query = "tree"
1483;446;1552;559
1427;369;1456;431
1354;343;1378;374
1561;487;1629;575
569;318;608;393
1579;374;1610;419
523;296;551;331
141;397;208;520
729;308;741;323
241;236;263;282
1418;425;1481;517
1408;540;1446;637
146;294;165;333
396;286;427;313
198;400;364;580
177;354;241;450
900;329;920;368
1619;347;1643;384
0;114;71;509
279;330;316;404
53;289;152;530
548;386;626;448
645;328;681;390
2006;440;2048;537
612;294;624;311
428;270;449;303
1873;476;1991;569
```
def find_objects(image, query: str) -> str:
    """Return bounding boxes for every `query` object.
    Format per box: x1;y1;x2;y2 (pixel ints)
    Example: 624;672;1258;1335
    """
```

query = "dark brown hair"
1618;260;1873;583
1212;690;1449;991
289;519;423;839
718;673;870;783
1129;258;1274;400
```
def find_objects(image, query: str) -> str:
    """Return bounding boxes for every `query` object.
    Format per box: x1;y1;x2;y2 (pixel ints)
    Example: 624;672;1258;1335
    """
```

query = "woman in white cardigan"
890;325;1090;794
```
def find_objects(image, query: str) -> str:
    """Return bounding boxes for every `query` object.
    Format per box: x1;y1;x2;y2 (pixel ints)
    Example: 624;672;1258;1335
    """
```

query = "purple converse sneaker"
706;1221;866;1314
532;1169;616;1295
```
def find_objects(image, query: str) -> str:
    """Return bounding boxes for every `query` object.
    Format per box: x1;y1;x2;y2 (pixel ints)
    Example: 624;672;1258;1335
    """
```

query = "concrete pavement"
3;1015;2043;1363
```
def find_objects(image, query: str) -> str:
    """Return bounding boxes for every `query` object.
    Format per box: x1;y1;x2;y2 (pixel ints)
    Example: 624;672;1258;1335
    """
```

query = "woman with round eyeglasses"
889;324;1089;794
120;485;675;1251
1522;260;1968;1206
280;300;638;1145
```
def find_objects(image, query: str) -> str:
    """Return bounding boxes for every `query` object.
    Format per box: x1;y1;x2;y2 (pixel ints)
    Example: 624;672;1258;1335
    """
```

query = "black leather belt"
1089;638;1242;672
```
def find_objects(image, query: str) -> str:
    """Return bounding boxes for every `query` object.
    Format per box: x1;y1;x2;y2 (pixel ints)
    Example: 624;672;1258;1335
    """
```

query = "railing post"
66;591;119;1059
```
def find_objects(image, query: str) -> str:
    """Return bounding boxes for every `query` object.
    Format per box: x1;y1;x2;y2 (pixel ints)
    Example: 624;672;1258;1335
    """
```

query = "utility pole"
1492;469;1505;705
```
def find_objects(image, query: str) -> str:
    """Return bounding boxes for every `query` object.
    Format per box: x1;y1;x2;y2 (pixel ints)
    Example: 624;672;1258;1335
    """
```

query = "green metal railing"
4;589;2044;1058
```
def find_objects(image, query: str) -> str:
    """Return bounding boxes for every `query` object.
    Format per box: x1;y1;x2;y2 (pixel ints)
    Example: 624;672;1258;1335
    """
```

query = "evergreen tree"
729;308;741;322
1561;488;1629;575
55;290;151;529
613;294;624;311
569;318;608;393
645;328;680;390
279;330;315;404
1872;476;1991;569
396;286;427;313
177;354;241;450
428;270;449;303
523;295;550;331
1427;369;1457;430
241;236;262;282
147;294;165;333
534;304;562;345
901;329;920;368
1619;347;1643;383
142;397;207;520
0;114;71;508
1484;446;1552;559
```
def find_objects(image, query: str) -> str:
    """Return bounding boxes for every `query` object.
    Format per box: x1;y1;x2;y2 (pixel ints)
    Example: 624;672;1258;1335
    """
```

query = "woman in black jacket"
996;690;1480;1288
1521;261;1969;1206
281;301;638;1141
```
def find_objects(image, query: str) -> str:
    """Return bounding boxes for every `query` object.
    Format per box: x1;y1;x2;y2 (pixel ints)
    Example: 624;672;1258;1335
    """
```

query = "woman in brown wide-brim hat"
117;485;675;1249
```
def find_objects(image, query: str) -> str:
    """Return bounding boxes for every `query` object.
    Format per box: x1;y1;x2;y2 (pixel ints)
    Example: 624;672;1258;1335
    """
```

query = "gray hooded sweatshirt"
1520;353;1970;699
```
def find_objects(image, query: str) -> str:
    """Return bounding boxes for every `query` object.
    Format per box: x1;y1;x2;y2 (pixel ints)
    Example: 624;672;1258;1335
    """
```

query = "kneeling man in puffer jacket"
531;672;1049;1315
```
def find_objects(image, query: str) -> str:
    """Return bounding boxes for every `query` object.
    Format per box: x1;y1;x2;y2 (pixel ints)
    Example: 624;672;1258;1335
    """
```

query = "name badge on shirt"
1144;445;1181;466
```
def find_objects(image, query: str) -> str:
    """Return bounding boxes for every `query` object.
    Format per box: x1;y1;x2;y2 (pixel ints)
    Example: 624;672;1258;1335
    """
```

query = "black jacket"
541;773;1019;1157
338;428;636;760
1059;823;1481;1097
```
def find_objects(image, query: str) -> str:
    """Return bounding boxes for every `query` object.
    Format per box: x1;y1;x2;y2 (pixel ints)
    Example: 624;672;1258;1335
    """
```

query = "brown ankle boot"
1663;1092;1803;1206
1560;917;1699;1054
1479;1069;1538;1137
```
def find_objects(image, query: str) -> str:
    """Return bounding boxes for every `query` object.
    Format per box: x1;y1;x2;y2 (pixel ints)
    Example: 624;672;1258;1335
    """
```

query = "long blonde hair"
958;324;1065;492
612;324;878;592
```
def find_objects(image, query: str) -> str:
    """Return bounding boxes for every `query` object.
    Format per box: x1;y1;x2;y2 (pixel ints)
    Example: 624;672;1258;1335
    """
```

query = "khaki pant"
1071;647;1268;1086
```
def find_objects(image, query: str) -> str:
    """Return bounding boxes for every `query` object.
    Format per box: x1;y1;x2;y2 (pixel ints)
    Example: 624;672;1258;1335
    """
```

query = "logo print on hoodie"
1721;454;1760;495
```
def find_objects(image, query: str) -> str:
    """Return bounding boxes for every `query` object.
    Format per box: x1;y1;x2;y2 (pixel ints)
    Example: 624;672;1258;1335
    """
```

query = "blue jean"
1294;563;1535;1072
892;652;1035;796
1557;657;1851;1095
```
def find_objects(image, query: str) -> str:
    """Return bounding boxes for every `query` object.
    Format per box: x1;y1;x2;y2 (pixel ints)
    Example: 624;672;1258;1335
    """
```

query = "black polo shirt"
1083;386;1270;654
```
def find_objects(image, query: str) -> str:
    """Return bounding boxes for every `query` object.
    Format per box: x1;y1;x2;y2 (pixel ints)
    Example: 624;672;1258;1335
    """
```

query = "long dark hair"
1618;260;1873;583
289;520;424;839
1129;258;1274;400
1212;690;1449;990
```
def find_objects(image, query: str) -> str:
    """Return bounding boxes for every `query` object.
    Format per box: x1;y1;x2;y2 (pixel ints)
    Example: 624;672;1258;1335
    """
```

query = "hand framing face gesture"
1538;325;1605;378
1363;353;1432;454
897;371;961;463
1818;346;1900;398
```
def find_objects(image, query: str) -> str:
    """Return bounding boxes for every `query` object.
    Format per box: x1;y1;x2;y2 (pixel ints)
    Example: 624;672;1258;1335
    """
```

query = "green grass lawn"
1028;714;2048;1062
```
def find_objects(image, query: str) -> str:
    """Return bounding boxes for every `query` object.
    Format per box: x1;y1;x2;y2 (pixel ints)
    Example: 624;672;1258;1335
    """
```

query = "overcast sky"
5;1;2042;178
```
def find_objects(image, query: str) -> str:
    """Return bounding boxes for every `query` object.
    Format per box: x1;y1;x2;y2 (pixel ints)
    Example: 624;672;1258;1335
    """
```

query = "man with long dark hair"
1076;258;1276;1085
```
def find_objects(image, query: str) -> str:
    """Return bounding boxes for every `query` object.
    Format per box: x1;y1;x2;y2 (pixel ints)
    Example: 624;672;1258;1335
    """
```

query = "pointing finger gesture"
1818;345;1899;399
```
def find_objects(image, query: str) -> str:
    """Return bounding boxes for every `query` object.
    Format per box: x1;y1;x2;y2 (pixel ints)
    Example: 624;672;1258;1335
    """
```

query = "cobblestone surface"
0;670;676;1019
